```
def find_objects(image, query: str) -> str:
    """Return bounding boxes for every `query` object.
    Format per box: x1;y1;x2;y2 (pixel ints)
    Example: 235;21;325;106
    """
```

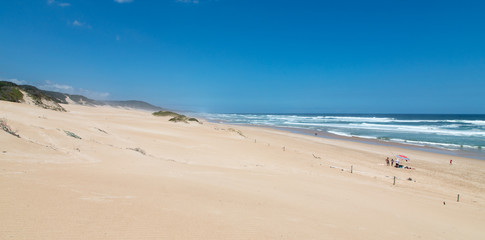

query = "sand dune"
1;101;485;239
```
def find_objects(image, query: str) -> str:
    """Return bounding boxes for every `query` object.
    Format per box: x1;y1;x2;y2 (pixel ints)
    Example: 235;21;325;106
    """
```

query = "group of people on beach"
385;157;408;169
386;157;393;167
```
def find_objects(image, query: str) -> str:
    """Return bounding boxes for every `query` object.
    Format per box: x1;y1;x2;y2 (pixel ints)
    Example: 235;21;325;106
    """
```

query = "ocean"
200;113;485;160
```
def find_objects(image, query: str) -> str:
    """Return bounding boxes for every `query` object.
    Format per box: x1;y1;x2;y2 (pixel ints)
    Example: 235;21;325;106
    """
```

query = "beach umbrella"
396;155;410;161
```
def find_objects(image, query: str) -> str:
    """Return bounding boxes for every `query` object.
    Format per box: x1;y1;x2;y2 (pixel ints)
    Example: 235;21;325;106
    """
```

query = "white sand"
1;101;485;239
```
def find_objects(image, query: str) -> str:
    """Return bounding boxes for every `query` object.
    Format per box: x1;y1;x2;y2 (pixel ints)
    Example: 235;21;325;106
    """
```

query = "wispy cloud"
176;0;200;3
71;20;91;29
42;80;74;92
0;77;27;85
1;77;109;100
47;0;71;7
40;80;110;100
78;89;110;100
72;20;84;27
114;0;133;3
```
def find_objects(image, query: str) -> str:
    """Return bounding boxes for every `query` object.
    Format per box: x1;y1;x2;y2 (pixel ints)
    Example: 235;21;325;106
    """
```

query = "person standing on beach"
391;159;394;167
450;159;453;165
386;157;390;166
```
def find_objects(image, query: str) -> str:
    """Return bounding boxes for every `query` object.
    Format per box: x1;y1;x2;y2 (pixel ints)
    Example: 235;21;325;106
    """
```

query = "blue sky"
1;0;484;113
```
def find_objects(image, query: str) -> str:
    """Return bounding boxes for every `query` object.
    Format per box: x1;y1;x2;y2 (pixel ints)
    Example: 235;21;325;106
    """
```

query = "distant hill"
0;81;164;111
42;90;98;106
98;100;163;111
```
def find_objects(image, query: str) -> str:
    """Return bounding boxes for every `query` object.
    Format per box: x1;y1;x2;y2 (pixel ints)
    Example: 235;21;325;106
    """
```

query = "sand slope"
1;101;485;239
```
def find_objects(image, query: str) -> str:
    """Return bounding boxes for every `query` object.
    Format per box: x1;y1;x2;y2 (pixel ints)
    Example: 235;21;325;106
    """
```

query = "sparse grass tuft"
64;130;82;139
96;128;108;134
128;147;146;155
0;119;20;138
228;128;245;137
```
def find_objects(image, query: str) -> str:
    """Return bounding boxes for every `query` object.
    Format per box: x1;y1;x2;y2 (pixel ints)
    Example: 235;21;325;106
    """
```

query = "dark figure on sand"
450;159;453;165
386;157;390;166
391;159;394;167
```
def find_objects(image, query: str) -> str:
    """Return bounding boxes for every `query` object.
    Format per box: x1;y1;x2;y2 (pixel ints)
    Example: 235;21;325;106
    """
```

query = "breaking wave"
201;113;485;152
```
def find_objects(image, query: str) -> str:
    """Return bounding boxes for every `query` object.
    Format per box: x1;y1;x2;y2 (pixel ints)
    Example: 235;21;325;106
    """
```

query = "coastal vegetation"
0;82;24;102
152;111;181;117
1;81;163;112
152;110;200;123
0;81;66;111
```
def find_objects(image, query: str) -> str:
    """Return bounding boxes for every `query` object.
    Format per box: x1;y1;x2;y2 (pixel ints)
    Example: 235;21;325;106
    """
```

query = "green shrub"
0;81;17;88
152;111;181;117
0;86;24;102
188;118;199;123
153;111;199;123
169;115;188;123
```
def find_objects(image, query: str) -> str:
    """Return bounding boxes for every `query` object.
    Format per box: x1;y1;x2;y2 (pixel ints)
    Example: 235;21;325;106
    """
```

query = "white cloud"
1;78;27;85
40;80;110;100
114;0;133;3
47;0;70;7
2;78;110;100
72;20;84;27
42;80;74;92
176;0;200;3
71;20;91;29
78;89;110;100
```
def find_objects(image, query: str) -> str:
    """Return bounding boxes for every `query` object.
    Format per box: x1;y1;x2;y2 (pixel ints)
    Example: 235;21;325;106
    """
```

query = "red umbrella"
396;155;410;161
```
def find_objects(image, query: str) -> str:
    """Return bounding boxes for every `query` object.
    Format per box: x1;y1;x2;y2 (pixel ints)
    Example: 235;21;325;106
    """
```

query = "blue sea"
200;113;485;160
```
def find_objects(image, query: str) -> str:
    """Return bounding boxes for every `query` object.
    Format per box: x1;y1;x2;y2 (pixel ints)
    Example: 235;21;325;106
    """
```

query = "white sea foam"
463;120;485;125
326;123;485;137
280;121;484;137
324;117;393;123
327;131;377;140
389;139;479;150
327;130;354;137
208;114;485;137
327;131;481;150
203;113;485;152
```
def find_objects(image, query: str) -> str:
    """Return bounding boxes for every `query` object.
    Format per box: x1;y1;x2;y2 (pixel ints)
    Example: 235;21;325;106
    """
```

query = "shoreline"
203;118;485;161
278;126;485;161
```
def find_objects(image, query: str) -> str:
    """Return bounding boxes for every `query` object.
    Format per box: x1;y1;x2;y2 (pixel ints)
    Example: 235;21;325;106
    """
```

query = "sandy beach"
1;101;485;239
